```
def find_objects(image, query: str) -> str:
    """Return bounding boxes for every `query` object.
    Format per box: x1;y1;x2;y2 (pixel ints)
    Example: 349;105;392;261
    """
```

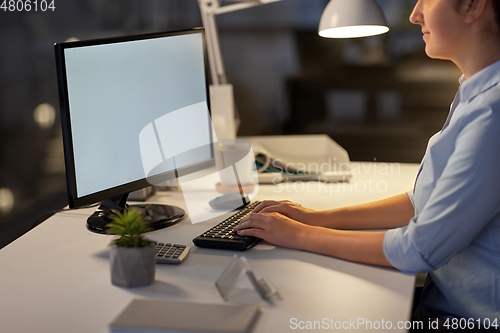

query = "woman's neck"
456;51;500;79
453;26;500;78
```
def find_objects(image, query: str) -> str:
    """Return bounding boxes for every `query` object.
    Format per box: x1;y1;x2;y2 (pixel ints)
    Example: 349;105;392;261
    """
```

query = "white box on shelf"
241;134;352;183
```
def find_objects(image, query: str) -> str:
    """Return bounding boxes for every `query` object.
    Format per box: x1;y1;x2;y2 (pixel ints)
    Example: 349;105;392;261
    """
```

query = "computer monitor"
54;28;215;233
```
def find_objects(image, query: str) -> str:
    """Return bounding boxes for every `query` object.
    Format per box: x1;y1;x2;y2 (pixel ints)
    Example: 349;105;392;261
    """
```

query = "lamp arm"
214;1;280;15
199;0;227;85
198;0;282;86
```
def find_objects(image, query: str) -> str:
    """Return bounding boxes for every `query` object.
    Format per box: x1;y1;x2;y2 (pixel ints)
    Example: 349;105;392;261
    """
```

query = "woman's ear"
461;0;490;24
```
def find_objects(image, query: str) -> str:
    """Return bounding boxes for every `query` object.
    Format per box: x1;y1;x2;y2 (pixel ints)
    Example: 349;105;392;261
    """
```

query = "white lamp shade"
319;0;389;38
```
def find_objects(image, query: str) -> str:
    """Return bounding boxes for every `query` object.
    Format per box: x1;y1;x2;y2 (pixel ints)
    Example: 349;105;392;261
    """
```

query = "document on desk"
109;299;260;333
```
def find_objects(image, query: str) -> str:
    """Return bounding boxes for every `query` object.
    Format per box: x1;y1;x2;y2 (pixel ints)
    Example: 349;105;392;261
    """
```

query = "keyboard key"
193;201;262;251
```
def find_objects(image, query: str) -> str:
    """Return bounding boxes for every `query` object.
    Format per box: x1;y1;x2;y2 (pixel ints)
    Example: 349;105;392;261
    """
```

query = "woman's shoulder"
461;83;500;122
445;85;500;152
480;82;500;106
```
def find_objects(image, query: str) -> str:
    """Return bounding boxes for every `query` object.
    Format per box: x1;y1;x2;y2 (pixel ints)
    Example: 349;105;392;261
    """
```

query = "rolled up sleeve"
406;190;415;208
384;224;434;273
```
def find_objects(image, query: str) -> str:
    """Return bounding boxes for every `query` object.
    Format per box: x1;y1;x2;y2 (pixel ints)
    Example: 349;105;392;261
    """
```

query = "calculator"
152;242;190;264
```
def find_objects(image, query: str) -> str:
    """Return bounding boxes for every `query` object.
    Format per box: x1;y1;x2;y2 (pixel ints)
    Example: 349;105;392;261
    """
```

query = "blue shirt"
383;60;500;320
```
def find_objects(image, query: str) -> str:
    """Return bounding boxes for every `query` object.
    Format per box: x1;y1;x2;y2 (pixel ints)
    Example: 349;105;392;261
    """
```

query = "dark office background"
0;0;460;248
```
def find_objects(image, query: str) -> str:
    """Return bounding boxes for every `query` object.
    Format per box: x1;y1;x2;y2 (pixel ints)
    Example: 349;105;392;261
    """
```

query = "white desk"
0;162;419;333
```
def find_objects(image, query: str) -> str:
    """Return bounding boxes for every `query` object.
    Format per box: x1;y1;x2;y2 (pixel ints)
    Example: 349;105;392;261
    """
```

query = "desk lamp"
198;0;389;139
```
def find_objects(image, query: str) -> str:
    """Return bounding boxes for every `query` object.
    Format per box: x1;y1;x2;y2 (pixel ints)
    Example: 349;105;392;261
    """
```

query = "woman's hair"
492;0;500;32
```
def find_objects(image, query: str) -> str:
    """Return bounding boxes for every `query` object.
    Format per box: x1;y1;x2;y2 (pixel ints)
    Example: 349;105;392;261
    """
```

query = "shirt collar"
459;59;500;102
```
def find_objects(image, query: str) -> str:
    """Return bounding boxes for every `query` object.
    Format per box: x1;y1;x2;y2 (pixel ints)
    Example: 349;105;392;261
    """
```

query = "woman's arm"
252;193;415;230
233;213;392;267
301;228;392;267
322;193;415;229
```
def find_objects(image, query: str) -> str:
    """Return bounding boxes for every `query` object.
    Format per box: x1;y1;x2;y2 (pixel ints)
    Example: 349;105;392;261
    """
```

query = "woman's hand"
251;200;326;227
233;212;311;250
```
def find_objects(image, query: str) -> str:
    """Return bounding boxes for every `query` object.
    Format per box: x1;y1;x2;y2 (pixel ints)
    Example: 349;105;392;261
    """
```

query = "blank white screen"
64;32;211;198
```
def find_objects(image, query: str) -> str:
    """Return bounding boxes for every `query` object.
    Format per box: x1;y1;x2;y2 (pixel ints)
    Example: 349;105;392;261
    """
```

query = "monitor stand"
87;193;185;234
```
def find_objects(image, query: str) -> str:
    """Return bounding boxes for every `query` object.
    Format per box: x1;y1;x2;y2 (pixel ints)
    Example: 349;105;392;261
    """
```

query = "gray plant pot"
110;245;155;288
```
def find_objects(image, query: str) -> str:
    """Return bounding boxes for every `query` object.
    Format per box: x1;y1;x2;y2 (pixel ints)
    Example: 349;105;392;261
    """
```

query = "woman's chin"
424;46;450;61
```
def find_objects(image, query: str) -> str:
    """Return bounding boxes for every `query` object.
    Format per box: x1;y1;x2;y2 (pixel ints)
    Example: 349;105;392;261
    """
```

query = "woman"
235;0;500;322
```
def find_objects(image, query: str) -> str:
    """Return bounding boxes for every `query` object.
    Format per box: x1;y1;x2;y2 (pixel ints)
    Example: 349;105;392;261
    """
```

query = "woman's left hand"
233;212;310;250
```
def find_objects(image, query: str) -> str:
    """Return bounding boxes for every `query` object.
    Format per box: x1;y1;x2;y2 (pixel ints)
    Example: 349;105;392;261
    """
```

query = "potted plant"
107;209;155;288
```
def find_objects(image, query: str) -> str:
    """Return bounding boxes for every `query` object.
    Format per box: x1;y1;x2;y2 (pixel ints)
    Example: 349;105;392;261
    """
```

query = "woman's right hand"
251;200;327;227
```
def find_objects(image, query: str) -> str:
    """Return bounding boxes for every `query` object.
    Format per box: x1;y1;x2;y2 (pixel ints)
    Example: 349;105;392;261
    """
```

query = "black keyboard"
193;201;262;251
